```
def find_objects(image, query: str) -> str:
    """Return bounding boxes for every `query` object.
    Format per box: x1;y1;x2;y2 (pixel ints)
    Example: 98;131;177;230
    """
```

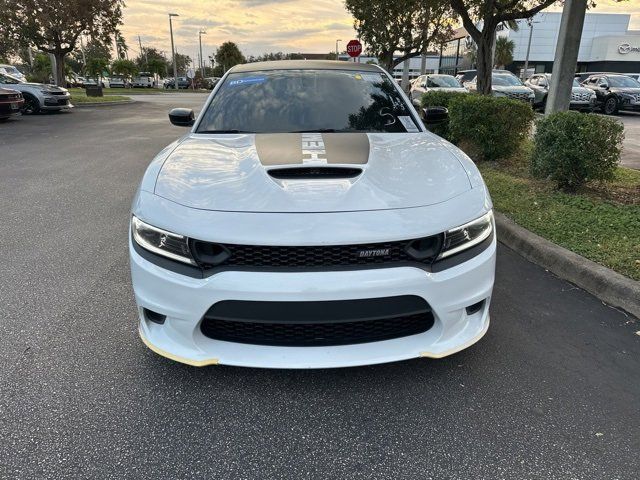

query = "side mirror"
599;83;608;89
169;108;195;127
422;106;449;125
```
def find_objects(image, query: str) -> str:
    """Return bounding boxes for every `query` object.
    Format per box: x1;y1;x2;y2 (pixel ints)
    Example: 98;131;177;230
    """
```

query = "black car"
0;87;24;120
574;72;617;84
582;74;640;114
164;76;191;89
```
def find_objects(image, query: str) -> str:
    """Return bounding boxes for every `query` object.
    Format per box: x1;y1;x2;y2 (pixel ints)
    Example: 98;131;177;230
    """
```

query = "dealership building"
439;12;640;76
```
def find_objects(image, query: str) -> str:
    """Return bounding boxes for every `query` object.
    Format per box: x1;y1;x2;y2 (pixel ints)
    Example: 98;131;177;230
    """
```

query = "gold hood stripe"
255;133;370;166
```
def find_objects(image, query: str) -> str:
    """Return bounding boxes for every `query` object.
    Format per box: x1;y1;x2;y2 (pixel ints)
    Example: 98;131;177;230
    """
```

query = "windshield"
608;75;640;88
492;74;523;86
427;75;462;88
0;73;22;84
196;69;419;134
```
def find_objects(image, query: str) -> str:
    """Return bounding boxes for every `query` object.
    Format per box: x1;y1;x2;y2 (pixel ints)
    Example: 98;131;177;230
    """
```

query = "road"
1;94;639;479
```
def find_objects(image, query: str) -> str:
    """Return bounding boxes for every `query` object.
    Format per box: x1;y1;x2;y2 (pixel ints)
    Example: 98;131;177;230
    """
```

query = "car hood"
493;85;532;93
572;86;593;94
153;133;473;213
20;82;66;92
428;87;467;93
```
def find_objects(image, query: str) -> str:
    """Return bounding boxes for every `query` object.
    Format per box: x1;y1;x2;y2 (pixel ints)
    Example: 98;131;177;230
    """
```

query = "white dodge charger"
130;60;496;368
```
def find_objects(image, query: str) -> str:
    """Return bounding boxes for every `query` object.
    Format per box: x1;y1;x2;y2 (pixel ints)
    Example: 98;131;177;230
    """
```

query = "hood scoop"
268;166;362;180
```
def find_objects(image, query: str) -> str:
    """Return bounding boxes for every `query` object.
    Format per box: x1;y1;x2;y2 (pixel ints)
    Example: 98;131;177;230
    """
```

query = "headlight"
131;216;196;265
439;211;493;259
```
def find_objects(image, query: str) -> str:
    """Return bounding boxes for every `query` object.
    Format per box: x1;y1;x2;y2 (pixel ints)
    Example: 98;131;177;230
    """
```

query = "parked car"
65;74;85;88
0;72;72;114
83;77;110;88
574;71;617;83
465;71;535;103
455;69;512;86
130;60;495;368
582;73;640;114
132;72;154;88
109;75;130;88
409;74;467;106
525;73;596;111
0;64;27;82
164;76;191;89
203;77;220;90
0;87;24;120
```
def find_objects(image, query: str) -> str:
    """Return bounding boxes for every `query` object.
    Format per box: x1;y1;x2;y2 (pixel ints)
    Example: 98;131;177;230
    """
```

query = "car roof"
229;60;382;74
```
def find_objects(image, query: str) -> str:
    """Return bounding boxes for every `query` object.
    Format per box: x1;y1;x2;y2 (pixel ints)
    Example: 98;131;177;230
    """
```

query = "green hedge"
420;91;467;140
531;111;624;191
448;95;535;161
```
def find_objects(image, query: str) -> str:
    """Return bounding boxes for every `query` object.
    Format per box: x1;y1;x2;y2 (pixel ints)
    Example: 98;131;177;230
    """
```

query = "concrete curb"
495;212;640;319
73;99;136;108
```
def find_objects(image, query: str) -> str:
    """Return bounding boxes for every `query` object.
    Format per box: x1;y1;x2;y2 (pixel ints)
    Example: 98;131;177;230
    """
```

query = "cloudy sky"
120;0;640;62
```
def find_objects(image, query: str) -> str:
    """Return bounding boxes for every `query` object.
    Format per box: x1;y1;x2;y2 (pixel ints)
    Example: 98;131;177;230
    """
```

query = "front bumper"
42;94;72;110
569;100;596;111
130;235;496;369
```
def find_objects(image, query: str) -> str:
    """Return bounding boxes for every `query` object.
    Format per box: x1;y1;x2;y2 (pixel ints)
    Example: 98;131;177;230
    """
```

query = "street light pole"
169;13;179;90
336;39;342;61
199;30;207;75
523;19;540;80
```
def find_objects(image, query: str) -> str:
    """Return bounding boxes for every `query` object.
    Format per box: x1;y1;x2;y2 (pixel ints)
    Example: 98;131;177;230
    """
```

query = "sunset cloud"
119;0;640;62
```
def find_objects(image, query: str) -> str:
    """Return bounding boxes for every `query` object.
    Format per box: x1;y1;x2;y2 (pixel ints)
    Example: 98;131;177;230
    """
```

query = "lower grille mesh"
201;312;434;346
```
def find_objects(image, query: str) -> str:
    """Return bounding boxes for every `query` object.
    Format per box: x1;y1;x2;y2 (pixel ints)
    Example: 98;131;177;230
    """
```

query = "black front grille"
191;236;443;269
200;296;434;346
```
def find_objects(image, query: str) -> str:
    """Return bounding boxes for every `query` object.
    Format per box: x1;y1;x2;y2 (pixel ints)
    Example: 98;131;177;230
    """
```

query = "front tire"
21;94;40;115
602;96;619;115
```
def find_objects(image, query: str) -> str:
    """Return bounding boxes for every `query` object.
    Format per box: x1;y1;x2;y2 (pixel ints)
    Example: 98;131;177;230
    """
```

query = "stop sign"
346;39;362;58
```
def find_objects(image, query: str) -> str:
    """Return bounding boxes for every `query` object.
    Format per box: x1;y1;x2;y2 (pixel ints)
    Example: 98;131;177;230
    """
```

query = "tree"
148;58;168;77
86;56;109;79
111;58;137;76
3;0;124;87
0;19;18;62
168;53;191;76
345;0;454;72
29;53;52;83
215;42;245;72
494;36;515;68
449;0;558;94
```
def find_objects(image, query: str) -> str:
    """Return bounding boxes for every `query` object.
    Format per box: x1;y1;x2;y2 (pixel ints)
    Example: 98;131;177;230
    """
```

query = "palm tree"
494;36;515;69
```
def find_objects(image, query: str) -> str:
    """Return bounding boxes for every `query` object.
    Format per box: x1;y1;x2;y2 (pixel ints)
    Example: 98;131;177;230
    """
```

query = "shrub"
420;91;467;140
531;111;624;191
448;95;535;161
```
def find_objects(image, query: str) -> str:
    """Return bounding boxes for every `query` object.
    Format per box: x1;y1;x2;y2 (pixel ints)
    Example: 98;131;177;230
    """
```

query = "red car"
0;87;24;120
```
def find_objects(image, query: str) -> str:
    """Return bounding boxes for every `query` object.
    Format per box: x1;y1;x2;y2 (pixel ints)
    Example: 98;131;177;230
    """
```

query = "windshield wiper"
291;128;338;133
197;129;254;134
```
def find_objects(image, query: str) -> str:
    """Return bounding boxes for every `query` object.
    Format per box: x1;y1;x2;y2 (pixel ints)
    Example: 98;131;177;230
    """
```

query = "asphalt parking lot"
1;95;639;479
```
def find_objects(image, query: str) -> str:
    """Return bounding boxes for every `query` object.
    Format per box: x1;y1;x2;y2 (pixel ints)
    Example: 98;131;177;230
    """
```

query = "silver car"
466;72;535;103
526;73;596;111
409;74;467;106
0;73;72;114
0;64;27;82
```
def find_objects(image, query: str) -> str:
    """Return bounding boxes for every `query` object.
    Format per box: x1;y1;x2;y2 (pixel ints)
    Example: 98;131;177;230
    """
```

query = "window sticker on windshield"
398;116;419;133
354;74;363;80
361;73;382;82
228;77;266;87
